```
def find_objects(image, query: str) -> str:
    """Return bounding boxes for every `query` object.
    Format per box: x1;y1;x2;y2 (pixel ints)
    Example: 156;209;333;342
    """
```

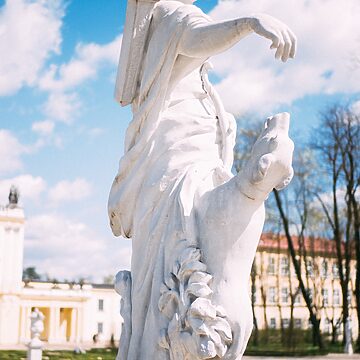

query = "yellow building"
0;188;122;348
252;233;358;339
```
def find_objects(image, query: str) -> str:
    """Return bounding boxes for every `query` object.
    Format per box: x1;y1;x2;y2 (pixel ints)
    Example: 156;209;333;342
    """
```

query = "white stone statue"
345;317;354;355
30;308;44;345
27;308;44;360
109;0;296;359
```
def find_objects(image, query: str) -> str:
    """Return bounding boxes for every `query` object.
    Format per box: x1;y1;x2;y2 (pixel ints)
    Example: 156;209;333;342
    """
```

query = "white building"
0;187;122;347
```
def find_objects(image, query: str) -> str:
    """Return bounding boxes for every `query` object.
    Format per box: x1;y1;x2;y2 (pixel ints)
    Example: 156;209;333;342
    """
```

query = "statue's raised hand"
250;14;296;62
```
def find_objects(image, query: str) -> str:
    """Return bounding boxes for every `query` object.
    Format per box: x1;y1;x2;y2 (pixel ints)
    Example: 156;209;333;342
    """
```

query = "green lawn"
242;329;348;356
0;342;349;359
0;348;118;360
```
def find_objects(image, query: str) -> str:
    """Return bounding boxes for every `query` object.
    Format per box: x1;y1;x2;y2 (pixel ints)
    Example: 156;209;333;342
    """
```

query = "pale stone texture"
27;308;44;360
0;187;24;346
109;0;296;359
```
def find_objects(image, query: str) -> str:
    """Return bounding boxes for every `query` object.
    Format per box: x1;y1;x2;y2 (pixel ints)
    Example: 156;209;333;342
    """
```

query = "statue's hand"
250;14;296;62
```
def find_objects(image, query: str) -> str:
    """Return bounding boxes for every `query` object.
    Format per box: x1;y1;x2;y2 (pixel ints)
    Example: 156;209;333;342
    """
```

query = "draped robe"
109;2;236;358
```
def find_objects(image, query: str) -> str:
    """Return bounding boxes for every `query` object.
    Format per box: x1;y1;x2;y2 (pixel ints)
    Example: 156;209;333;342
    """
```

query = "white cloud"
39;35;121;125
32;120;55;136
351;100;360;116
0;130;26;175
44;92;81;124
0;174;46;206
48;178;92;205
25;213;131;281
0;0;64;96
209;0;360;116
39;35;122;92
88;127;105;138
315;187;360;212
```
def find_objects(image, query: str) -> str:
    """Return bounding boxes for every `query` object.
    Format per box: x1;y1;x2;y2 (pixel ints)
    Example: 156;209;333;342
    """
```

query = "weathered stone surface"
109;1;296;359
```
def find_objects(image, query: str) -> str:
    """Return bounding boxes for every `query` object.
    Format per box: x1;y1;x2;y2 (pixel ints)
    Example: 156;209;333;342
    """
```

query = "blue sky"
0;0;359;281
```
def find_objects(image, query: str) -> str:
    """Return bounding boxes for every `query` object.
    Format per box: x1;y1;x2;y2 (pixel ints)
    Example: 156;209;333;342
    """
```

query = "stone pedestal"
345;317;354;355
27;308;44;360
27;339;42;360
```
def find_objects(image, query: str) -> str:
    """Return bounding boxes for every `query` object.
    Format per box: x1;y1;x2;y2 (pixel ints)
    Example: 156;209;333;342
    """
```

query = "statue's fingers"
288;29;297;58
281;31;291;62
269;31;281;49
275;38;284;60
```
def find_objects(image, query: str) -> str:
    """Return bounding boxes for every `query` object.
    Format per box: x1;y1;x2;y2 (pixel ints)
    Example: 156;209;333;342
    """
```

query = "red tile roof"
258;233;353;258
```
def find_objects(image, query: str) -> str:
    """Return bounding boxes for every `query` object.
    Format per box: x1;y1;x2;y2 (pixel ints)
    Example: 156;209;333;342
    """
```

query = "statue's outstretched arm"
179;14;296;62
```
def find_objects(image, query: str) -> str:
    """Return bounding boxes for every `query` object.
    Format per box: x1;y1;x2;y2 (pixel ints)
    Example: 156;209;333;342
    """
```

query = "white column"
70;308;77;343
24;307;32;342
48;307;60;343
19;306;27;342
77;307;83;343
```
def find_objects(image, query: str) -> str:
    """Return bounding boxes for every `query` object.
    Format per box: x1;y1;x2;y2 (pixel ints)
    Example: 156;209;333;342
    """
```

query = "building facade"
252;233;358;340
0;188;122;347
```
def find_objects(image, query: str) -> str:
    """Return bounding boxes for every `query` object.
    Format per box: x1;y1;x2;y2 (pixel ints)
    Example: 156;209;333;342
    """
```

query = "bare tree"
250;261;259;346
272;149;325;348
259;251;269;342
312;104;359;347
336;108;360;350
234;118;324;348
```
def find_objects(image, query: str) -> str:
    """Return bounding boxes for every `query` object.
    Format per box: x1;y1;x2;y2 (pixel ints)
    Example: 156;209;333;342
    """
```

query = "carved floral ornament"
159;247;232;359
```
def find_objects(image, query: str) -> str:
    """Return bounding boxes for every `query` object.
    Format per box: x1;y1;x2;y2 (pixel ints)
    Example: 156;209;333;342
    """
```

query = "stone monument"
27;308;44;360
345;316;354;355
8;185;19;209
109;0;296;359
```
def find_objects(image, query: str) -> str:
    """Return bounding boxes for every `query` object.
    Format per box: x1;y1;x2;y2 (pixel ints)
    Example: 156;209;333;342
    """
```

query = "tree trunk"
351;194;360;351
251;261;259;346
273;189;323;349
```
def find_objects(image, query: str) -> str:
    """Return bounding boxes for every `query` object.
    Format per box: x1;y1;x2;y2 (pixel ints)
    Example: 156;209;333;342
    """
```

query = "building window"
282;318;290;329
269;318;276;329
268;287;276;304
294;289;301;305
295;318;302;329
97;322;103;334
333;289;340;305
306;259;314;276
267;257;275;275
281;287;289;303
321;260;328;278
98;299;104;311
306;288;314;303
332;263;340;278
280;257;289;276
322;289;329;306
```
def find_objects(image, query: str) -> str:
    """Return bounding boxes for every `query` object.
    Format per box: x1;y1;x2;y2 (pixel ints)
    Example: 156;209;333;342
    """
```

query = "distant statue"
345;317;354;354
27;308;44;360
30;308;44;344
109;0;296;359
8;185;19;207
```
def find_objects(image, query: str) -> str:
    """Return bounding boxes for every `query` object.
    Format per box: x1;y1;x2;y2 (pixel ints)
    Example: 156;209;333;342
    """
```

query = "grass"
0;339;352;359
245;344;329;357
0;348;118;360
242;329;347;356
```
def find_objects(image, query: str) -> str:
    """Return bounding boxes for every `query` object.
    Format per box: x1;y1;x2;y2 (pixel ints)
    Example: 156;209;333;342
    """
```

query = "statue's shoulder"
154;1;206;19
